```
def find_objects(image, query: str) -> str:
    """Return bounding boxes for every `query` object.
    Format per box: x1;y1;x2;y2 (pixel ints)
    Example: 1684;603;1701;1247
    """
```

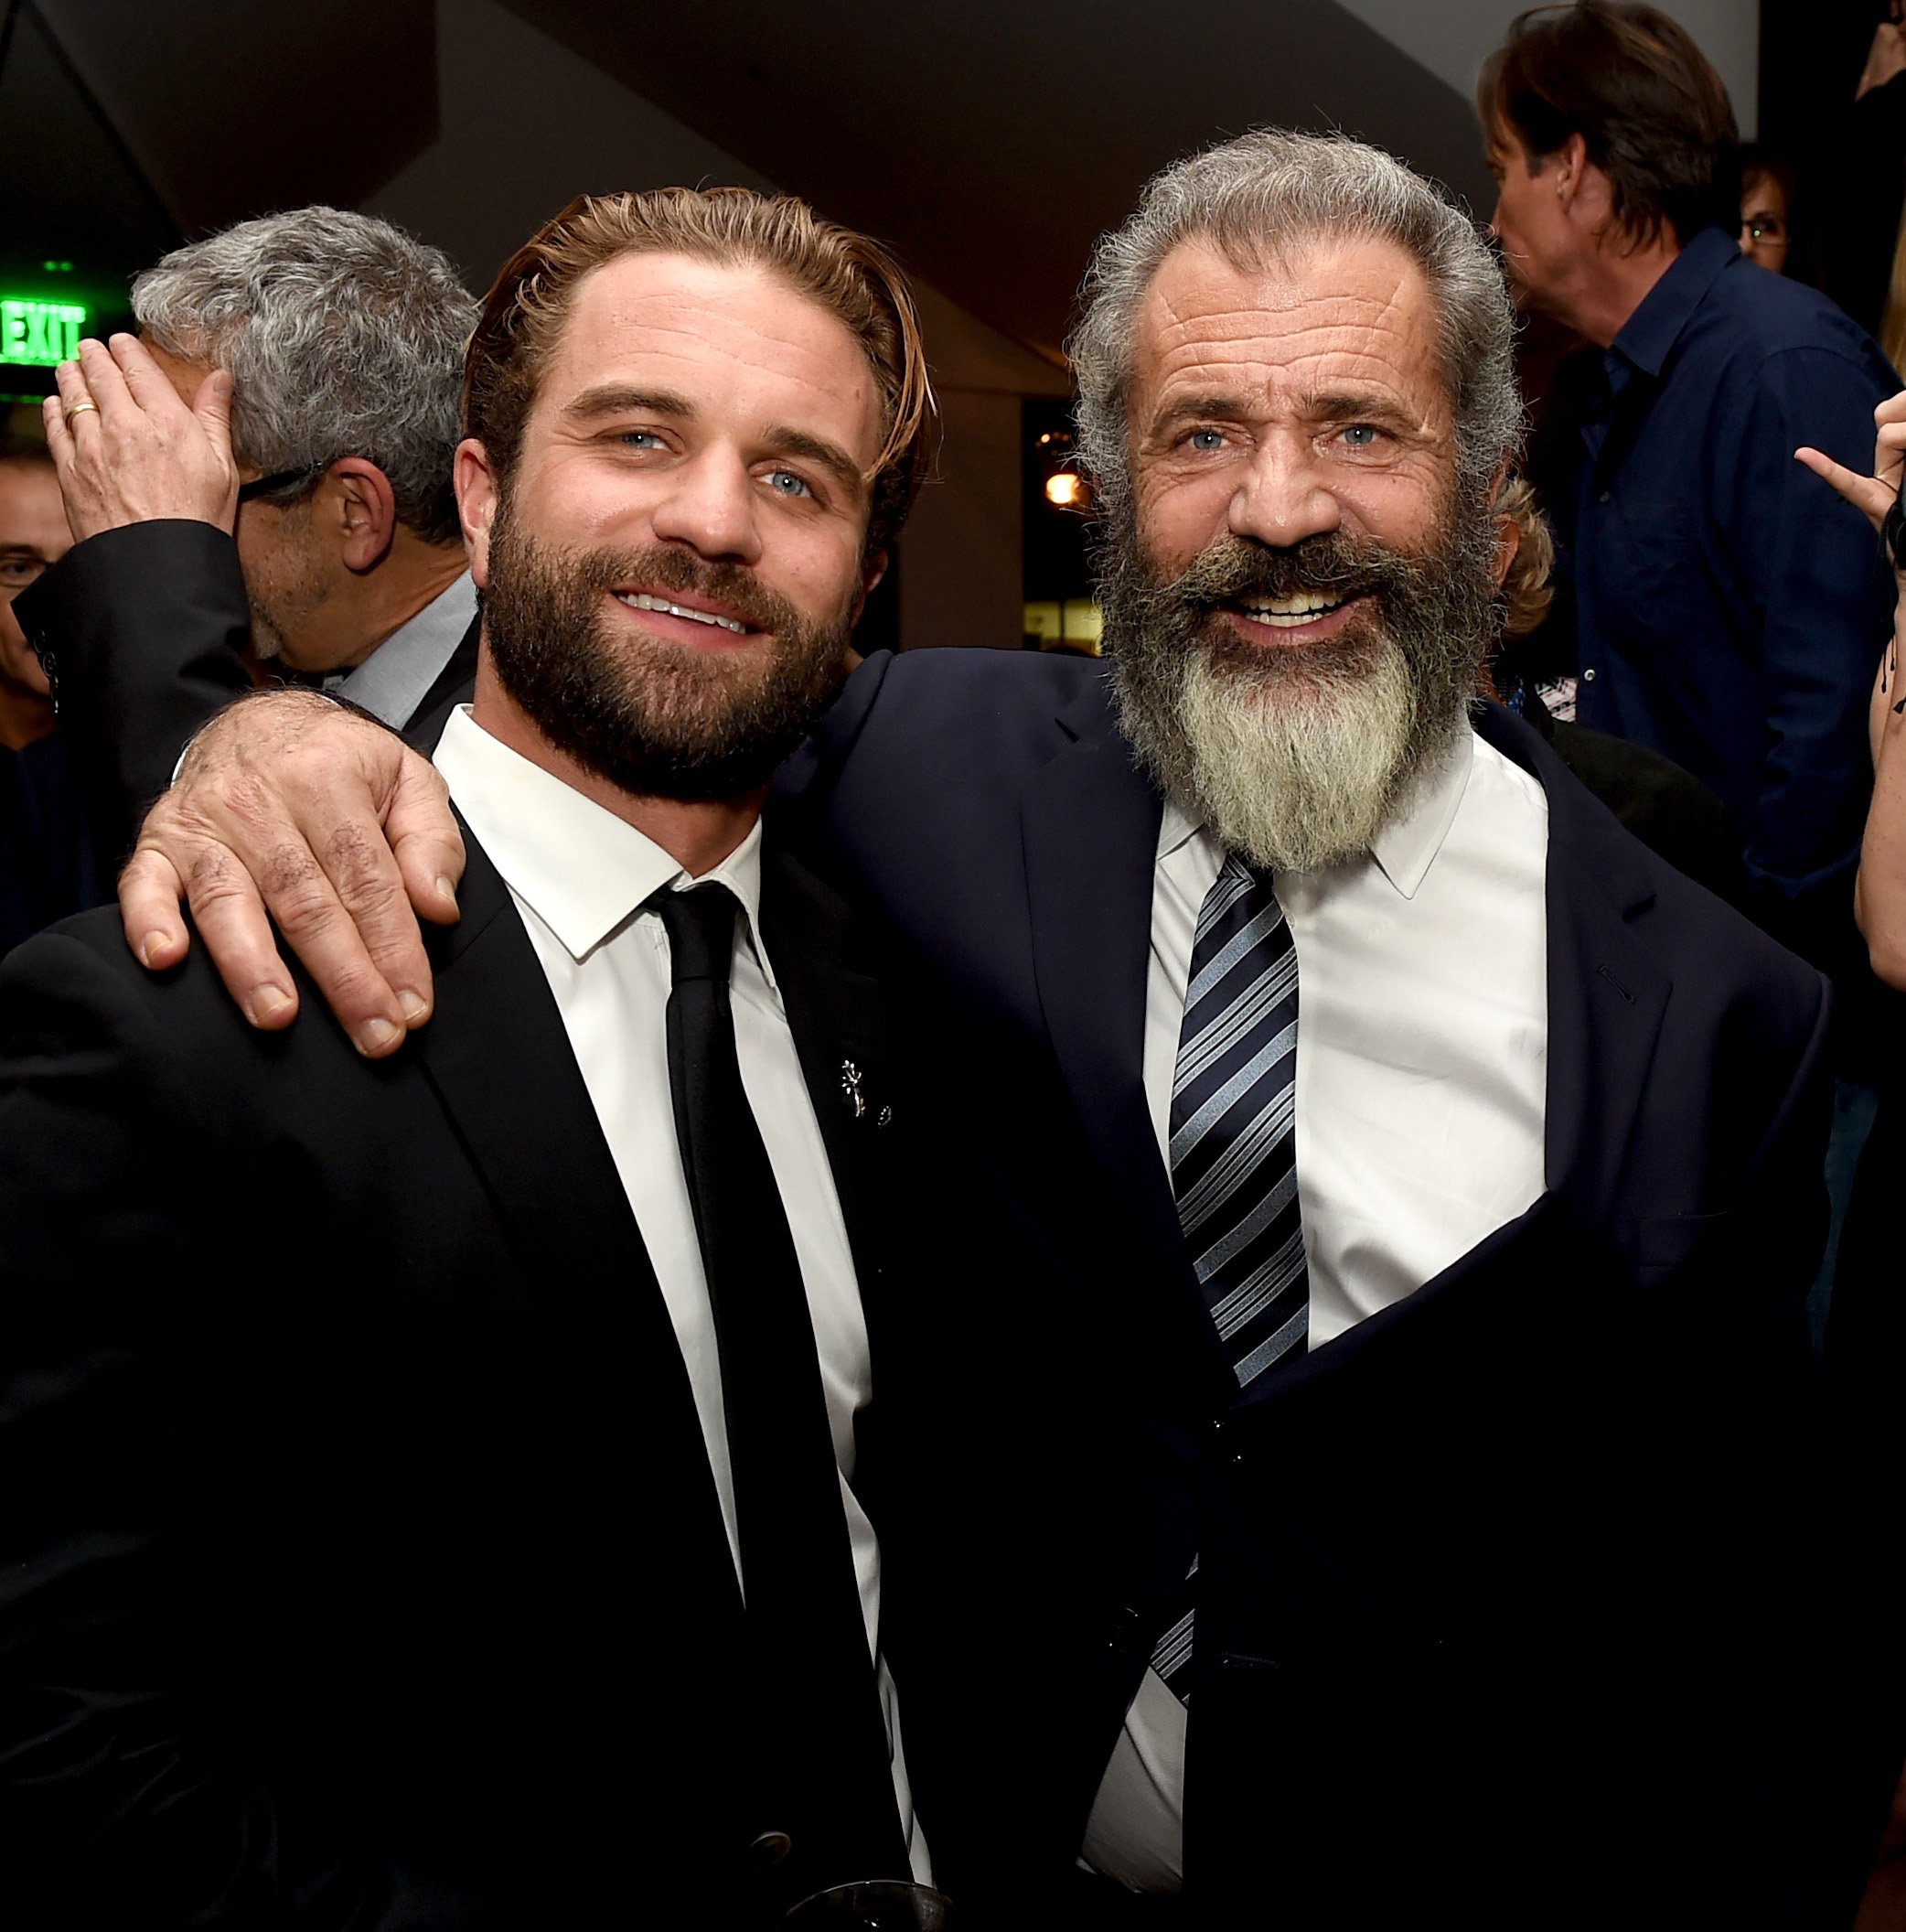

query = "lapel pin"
841;1058;867;1120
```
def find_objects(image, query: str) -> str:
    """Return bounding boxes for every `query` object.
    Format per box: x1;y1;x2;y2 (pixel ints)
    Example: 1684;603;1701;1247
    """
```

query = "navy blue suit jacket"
787;648;1835;1927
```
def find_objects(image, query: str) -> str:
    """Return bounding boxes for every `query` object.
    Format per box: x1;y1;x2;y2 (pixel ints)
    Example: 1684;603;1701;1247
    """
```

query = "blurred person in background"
16;208;478;857
1798;394;1906;1930
1740;143;1801;275
1482;0;1895;977
1491;475;1742;901
0;431;94;954
1483;1;1897;1364
1826;0;1906;340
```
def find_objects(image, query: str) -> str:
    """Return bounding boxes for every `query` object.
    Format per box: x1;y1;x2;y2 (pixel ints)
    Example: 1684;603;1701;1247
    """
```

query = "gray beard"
1101;505;1501;874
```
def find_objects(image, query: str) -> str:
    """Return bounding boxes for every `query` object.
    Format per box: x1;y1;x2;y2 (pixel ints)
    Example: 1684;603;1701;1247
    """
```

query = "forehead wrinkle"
541;319;881;473
1138;262;1449;439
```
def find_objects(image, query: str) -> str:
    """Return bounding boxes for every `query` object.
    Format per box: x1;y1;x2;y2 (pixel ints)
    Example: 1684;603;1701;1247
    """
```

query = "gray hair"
133;208;476;545
1069;130;1521;523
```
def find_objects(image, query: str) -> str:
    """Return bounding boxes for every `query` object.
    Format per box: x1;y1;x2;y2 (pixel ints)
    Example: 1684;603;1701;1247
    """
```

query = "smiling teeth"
1237;592;1345;628
616;591;748;633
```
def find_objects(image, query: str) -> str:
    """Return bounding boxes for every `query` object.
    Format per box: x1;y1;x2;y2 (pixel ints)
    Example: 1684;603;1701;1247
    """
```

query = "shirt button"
1581;667;1597;682
1598;489;1612;503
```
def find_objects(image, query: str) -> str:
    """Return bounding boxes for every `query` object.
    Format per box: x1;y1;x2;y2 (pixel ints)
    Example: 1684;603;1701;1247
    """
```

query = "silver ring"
63;401;98;424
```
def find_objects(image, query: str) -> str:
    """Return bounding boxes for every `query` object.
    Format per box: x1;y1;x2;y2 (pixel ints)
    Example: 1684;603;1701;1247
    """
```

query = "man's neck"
316;535;467;674
468;655;768;876
1562;230;1683;349
0;676;55;753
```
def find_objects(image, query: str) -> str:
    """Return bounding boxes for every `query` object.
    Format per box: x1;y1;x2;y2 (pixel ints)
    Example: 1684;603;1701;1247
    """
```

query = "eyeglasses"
236;467;322;505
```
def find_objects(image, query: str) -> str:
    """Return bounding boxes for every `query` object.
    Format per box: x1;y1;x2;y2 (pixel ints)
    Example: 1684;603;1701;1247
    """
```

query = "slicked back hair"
1070;129;1522;532
1479;2;1740;251
133;208;476;546
463;188;936;562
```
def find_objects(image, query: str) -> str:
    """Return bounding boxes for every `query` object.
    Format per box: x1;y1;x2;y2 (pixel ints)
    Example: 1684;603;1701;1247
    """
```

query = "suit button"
1108;1605;1147;1658
1581;667;1597;682
749;1830;793;1866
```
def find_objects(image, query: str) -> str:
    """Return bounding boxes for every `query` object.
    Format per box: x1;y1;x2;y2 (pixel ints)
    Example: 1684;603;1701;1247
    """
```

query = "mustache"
539;541;808;639
1159;531;1425;609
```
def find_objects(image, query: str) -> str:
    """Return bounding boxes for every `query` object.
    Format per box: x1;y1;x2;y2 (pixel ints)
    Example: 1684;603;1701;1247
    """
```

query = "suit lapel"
1473;704;1671;1229
410;826;736;1590
1021;680;1233;1398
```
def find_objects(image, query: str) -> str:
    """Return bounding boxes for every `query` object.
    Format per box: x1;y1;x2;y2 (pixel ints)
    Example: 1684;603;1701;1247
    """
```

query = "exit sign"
1;298;86;366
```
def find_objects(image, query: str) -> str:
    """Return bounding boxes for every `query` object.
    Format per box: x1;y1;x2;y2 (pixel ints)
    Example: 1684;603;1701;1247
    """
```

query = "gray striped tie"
1150;853;1308;1704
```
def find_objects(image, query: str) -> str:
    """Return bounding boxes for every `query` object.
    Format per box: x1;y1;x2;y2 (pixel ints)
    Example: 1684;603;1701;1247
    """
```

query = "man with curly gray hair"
18;207;478;848
114;134;1831;1923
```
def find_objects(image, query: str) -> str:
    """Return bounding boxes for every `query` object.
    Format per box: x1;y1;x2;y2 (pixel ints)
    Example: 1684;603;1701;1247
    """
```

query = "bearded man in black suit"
0;188;940;1927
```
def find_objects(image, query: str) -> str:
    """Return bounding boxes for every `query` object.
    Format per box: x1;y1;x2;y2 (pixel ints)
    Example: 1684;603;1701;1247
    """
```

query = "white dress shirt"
327;572;476;728
1083;727;1550;1892
432;704;928;1882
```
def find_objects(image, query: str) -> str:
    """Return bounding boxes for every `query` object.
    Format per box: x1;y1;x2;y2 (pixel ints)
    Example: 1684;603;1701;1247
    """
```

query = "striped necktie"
1150;852;1310;1704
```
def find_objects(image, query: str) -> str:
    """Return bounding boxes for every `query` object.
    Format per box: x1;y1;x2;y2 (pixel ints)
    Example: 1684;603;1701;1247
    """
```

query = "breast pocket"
1632;1208;1729;1290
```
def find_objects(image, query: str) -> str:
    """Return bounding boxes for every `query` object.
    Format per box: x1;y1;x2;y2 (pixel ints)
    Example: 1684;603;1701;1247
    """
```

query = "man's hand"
44;334;240;542
1795;390;1906;534
121;692;466;1057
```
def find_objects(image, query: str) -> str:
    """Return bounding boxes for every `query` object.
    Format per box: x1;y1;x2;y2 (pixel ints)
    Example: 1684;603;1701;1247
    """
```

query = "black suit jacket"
0;821;905;1928
784;648;1835;1927
16;521;480;855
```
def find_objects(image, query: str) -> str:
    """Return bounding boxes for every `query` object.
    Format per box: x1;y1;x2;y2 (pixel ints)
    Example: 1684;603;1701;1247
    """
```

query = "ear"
859;543;888;605
1493;511;1519;590
456;438;498;588
1552;131;1590;206
330;458;399;574
1487;462;1517;590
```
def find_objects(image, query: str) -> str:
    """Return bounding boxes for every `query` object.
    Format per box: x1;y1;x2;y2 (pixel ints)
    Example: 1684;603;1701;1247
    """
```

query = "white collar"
1156;728;1475;901
432;704;772;978
328;571;476;729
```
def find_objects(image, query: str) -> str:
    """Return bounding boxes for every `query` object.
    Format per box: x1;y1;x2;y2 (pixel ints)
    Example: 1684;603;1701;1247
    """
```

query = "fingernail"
138;930;170;968
398;989;429;1024
435;875;458;908
357;1017;401;1056
247;986;294;1025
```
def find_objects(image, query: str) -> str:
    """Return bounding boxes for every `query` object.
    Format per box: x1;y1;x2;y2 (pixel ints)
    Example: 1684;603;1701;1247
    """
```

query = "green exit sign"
1;298;86;367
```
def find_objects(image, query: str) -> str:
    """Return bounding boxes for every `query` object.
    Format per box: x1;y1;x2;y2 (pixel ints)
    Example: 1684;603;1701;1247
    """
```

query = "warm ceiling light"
1044;472;1087;509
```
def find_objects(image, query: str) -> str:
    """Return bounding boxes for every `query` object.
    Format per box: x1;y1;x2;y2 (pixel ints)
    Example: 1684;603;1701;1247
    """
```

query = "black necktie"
652;883;907;1894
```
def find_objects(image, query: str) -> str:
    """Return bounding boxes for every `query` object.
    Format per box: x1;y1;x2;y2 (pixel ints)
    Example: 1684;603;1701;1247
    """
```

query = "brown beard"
481;513;855;802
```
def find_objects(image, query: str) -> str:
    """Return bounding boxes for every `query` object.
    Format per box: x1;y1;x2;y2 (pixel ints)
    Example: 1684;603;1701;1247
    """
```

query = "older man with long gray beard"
105;132;1831;1927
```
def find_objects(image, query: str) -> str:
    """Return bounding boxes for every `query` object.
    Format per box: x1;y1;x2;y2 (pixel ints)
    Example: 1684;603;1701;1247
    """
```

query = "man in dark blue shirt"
1483;2;1896;963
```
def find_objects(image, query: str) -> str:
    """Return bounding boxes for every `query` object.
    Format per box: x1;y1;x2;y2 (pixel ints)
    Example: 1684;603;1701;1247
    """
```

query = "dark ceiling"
33;0;439;237
501;0;1492;360
1;0;1492;379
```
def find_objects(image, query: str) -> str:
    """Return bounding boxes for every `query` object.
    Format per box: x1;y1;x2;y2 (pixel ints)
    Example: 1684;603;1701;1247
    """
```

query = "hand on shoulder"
121;690;465;1057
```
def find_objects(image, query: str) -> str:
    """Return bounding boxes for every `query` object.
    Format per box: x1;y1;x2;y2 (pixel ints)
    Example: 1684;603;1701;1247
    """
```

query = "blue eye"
766;469;812;498
1189;429;1226;452
619;429;666;450
1341;424;1380;447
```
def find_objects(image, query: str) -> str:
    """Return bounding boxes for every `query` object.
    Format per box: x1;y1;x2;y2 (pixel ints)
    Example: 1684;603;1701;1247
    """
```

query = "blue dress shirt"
1563;224;1897;911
